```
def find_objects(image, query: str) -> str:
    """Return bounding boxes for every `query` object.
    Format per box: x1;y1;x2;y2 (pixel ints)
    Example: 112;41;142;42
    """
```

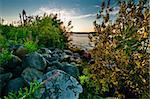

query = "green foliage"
0;10;72;65
28;15;67;48
0;49;12;66
24;41;38;53
4;80;42;99
81;0;149;98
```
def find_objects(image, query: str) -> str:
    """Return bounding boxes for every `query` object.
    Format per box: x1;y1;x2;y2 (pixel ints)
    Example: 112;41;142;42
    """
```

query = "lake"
71;32;94;50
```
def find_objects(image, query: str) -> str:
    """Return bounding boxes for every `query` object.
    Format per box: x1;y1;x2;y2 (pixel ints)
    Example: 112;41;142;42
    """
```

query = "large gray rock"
0;73;12;93
41;70;83;99
21;67;43;83
5;77;25;94
62;63;80;78
22;52;47;71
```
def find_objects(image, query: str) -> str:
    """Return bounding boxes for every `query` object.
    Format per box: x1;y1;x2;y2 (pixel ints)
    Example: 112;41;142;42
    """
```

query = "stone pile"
0;45;84;99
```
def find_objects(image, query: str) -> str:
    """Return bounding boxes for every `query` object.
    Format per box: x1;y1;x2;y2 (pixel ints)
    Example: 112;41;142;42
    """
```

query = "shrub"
0;49;12;66
80;0;149;98
24;41;38;53
4;80;42;99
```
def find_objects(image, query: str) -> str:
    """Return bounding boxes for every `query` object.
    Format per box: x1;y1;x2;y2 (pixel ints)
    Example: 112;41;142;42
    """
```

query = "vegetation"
80;0;149;98
1;0;149;98
4;80;42;99
0;10;72;66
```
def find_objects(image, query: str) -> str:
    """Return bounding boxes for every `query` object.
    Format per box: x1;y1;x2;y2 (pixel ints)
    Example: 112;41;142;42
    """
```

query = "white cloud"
72;13;96;19
34;7;96;21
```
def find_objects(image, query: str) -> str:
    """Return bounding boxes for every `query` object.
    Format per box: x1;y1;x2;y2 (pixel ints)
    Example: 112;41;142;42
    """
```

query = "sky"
0;0;119;32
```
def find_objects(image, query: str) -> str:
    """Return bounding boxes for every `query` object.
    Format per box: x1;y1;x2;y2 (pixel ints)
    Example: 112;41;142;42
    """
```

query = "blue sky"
0;0;119;32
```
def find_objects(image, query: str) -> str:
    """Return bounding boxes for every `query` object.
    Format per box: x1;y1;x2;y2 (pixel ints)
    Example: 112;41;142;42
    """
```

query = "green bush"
80;0;149;98
24;40;38;53
0;11;71;66
0;49;12;66
4;80;42;99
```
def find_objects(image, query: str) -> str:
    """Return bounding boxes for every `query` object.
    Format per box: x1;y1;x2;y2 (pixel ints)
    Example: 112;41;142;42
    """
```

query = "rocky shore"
0;45;91;99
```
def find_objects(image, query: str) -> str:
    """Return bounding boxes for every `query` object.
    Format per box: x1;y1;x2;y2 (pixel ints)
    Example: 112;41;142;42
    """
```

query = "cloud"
72;13;96;19
33;7;96;32
34;7;96;21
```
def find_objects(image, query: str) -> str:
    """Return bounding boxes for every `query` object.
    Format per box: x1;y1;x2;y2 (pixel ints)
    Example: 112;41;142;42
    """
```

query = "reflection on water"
71;33;93;49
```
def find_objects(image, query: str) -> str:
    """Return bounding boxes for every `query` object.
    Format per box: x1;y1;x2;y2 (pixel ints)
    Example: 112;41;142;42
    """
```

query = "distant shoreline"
72;32;95;34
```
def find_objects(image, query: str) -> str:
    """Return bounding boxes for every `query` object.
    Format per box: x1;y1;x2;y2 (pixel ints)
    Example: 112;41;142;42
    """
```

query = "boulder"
0;73;12;93
4;55;22;70
21;67;43;83
15;45;27;58
5;77;26;94
22;52;47;71
41;70;83;99
62;63;80;78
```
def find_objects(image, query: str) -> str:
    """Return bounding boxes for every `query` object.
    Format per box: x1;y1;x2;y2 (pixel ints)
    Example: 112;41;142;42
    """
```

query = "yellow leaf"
135;61;141;68
143;32;148;38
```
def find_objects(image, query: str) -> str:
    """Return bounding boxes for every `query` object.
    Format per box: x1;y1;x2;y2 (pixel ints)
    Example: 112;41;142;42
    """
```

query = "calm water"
71;33;93;49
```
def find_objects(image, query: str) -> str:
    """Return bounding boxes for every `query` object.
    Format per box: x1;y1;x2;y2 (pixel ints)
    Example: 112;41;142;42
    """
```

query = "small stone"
64;50;72;55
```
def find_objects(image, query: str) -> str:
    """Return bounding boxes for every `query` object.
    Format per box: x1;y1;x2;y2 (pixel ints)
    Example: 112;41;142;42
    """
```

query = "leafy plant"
4;80;42;99
81;0;149;98
24;41;38;53
0;49;12;66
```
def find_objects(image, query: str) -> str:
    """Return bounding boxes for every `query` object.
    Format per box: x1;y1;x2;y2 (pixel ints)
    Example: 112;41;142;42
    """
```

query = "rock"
0;73;12;93
48;47;55;52
22;52;47;71
62;63;80;78
38;48;52;55
15;45;27;58
49;53;60;62
5;77;26;94
46;61;63;72
11;65;24;78
33;88;45;99
21;67;43;83
73;53;80;59
52;49;63;54
41;70;83;99
64;50;72;55
42;54;52;64
82;51;91;61
4;55;22;70
0;67;5;74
